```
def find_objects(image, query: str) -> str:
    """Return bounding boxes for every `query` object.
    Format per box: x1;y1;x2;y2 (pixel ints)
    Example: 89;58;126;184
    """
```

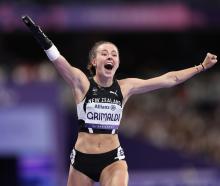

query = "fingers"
21;14;53;50
207;52;217;59
21;15;35;26
21;15;38;31
206;53;218;64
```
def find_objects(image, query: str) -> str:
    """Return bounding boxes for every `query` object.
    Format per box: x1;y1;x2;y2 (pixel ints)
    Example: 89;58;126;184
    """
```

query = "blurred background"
0;0;220;186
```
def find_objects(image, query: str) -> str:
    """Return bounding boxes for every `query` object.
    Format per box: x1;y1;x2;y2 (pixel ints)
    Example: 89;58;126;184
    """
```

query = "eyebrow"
99;49;117;53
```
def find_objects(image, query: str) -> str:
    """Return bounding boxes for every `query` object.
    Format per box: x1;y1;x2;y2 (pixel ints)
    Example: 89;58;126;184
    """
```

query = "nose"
107;56;113;60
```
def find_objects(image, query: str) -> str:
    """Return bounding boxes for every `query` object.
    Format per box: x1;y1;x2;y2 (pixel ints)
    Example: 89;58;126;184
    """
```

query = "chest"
88;86;121;103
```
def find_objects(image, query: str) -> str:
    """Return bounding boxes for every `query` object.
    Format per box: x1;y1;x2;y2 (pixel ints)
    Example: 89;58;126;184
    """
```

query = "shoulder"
118;78;142;89
117;78;135;104
117;78;130;90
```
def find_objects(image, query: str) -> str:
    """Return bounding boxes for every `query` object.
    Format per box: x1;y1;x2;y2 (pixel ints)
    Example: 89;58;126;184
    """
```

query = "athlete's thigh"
100;160;128;186
67;165;94;186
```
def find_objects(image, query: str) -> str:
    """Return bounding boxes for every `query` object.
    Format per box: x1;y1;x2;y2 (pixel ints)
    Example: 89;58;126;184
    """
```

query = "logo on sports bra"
94;104;116;111
110;90;118;97
111;105;116;111
88;98;122;106
92;87;98;95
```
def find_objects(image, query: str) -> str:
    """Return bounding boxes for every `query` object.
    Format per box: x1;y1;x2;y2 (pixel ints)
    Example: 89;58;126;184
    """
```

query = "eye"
111;52;117;57
101;52;108;56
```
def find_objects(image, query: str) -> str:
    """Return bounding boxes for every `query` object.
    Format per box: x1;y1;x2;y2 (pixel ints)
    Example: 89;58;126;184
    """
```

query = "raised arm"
119;53;218;102
21;15;89;102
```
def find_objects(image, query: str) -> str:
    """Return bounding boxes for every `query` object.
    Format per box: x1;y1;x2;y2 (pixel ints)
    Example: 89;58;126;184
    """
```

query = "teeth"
106;62;113;66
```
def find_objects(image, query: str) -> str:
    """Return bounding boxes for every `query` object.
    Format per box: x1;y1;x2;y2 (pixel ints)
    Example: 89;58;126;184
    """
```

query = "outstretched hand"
21;15;53;50
202;53;218;70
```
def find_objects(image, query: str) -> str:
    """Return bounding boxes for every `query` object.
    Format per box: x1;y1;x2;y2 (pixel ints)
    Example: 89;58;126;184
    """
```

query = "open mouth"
104;64;113;70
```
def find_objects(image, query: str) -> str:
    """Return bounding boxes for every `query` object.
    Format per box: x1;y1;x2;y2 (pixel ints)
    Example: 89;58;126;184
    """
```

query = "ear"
91;59;97;67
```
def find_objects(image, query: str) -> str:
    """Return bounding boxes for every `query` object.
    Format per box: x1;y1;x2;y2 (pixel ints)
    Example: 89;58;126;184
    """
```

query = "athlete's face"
92;43;119;78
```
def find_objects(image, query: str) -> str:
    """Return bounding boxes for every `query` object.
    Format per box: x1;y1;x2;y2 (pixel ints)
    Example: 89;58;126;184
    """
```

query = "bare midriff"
74;132;120;154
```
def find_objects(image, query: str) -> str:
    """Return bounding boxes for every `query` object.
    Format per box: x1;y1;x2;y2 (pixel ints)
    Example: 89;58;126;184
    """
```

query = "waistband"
79;126;118;134
72;146;125;160
78;120;118;134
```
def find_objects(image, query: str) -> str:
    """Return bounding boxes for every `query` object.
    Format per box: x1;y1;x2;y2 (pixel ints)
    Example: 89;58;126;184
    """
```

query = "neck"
93;75;113;87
